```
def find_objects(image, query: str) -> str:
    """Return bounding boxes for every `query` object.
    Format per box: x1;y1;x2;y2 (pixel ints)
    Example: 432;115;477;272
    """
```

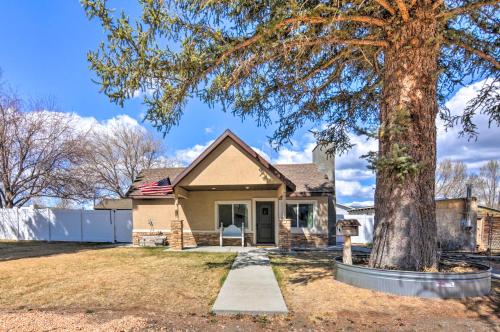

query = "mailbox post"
336;219;361;265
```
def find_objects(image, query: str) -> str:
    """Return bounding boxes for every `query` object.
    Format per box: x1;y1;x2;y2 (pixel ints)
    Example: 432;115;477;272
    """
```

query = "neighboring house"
127;129;336;248
342;198;500;252
476;205;500;253
94;198;132;210
335;203;354;218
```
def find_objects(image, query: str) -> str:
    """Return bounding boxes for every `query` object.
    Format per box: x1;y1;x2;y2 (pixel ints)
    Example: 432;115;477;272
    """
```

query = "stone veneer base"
133;231;328;248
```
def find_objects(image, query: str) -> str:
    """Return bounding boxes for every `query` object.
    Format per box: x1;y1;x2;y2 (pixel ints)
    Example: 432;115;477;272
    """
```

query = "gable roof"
171;129;296;191
128;163;334;197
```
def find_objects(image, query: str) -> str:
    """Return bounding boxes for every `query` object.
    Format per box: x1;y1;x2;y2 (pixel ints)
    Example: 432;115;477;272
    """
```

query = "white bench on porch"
220;222;245;247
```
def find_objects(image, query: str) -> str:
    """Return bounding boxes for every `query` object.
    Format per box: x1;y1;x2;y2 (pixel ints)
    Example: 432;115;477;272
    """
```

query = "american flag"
139;177;173;195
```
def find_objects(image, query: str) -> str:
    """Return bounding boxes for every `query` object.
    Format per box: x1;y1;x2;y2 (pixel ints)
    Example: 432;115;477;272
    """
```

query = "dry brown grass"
1;243;498;331
0;242;235;314
270;251;500;331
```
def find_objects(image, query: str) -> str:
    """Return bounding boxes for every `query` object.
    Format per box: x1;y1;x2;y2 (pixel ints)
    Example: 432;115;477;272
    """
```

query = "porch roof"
127;163;334;198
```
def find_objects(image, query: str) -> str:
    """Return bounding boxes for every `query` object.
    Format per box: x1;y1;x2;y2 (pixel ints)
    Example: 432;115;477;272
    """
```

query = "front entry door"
256;202;275;244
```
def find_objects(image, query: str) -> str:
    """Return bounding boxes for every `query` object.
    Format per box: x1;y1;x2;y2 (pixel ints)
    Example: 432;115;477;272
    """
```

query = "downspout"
464;184;473;230
463;183;475;252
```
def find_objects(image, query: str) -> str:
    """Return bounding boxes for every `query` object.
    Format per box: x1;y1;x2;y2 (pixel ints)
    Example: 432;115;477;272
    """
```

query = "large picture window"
286;202;314;228
217;202;249;229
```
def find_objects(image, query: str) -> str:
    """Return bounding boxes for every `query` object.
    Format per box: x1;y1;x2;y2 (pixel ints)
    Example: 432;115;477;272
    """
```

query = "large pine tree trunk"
369;10;439;271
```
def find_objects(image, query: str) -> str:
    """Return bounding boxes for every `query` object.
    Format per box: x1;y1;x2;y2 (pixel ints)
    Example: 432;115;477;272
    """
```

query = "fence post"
80;209;84;243
47;208;52;242
16;207;20;240
112;210;116;243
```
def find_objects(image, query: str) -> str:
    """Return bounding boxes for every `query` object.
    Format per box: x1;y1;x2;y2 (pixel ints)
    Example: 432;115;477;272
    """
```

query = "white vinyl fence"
0;208;132;243
336;214;374;244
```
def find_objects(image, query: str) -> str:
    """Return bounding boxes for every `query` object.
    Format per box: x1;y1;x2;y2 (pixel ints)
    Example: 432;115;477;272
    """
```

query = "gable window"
216;202;249;229
286;202;314;228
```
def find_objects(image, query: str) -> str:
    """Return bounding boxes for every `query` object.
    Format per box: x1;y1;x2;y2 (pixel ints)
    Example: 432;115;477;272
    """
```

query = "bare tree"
85;122;169;198
435;159;469;198
474;160;500;209
0;90;93;208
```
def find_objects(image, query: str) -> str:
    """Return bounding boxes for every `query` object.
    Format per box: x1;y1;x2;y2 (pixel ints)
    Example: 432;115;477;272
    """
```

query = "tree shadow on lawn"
204;254;237;270
269;251;340;285
0;241;120;262
457;280;499;330
271;250;499;330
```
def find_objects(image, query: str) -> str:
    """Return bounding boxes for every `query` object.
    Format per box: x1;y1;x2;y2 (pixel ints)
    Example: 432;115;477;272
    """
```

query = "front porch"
168;184;293;250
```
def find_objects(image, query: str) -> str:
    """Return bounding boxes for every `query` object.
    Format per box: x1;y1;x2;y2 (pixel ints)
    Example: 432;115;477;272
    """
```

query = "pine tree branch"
432;0;445;10
213;16;387;69
445;39;500;69
438;0;500;19
297;48;354;84
374;0;397;15
395;0;410;21
285;37;388;48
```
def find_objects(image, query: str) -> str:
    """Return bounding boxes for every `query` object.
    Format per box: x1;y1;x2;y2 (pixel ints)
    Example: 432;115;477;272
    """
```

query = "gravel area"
0;311;149;331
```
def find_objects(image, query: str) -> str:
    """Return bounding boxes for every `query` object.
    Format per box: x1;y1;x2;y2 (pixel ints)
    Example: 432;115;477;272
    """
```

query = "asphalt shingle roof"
128;163;333;197
274;163;334;194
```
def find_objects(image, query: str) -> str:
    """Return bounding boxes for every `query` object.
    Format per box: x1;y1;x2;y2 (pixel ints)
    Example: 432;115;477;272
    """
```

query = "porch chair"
219;222;245;247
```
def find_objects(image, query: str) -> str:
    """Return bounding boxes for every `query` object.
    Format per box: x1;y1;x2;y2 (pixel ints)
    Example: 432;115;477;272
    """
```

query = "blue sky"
1;1;497;206
0;1;310;154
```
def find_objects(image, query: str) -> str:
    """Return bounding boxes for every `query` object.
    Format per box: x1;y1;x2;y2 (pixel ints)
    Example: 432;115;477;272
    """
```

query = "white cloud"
173;140;215;165
273;132;317;164
273;142;317;164
336;169;374;181
336;134;377;180
101;114;142;131
436;79;500;173
250;146;271;162
65;113;144;134
336;180;374;198
204;127;214;134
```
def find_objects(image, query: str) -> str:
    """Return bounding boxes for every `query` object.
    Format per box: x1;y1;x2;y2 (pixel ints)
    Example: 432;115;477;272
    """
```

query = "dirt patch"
270;251;499;331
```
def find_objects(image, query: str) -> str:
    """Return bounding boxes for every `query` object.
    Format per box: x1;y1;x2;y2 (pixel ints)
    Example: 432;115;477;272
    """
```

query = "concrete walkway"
212;249;288;315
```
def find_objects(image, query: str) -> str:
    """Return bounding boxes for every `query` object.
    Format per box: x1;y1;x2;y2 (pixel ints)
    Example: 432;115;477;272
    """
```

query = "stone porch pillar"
279;218;292;251
170;219;184;250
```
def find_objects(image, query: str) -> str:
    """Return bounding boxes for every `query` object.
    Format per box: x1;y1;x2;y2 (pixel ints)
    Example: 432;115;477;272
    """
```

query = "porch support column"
170;195;183;250
279;184;292;251
279;218;292;251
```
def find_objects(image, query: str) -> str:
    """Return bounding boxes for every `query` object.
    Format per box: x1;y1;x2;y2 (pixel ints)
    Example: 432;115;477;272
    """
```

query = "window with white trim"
216;202;249;229
286;202;314;228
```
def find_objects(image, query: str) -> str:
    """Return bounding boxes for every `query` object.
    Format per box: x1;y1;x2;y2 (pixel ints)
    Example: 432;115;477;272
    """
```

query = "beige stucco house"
128;129;336;248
